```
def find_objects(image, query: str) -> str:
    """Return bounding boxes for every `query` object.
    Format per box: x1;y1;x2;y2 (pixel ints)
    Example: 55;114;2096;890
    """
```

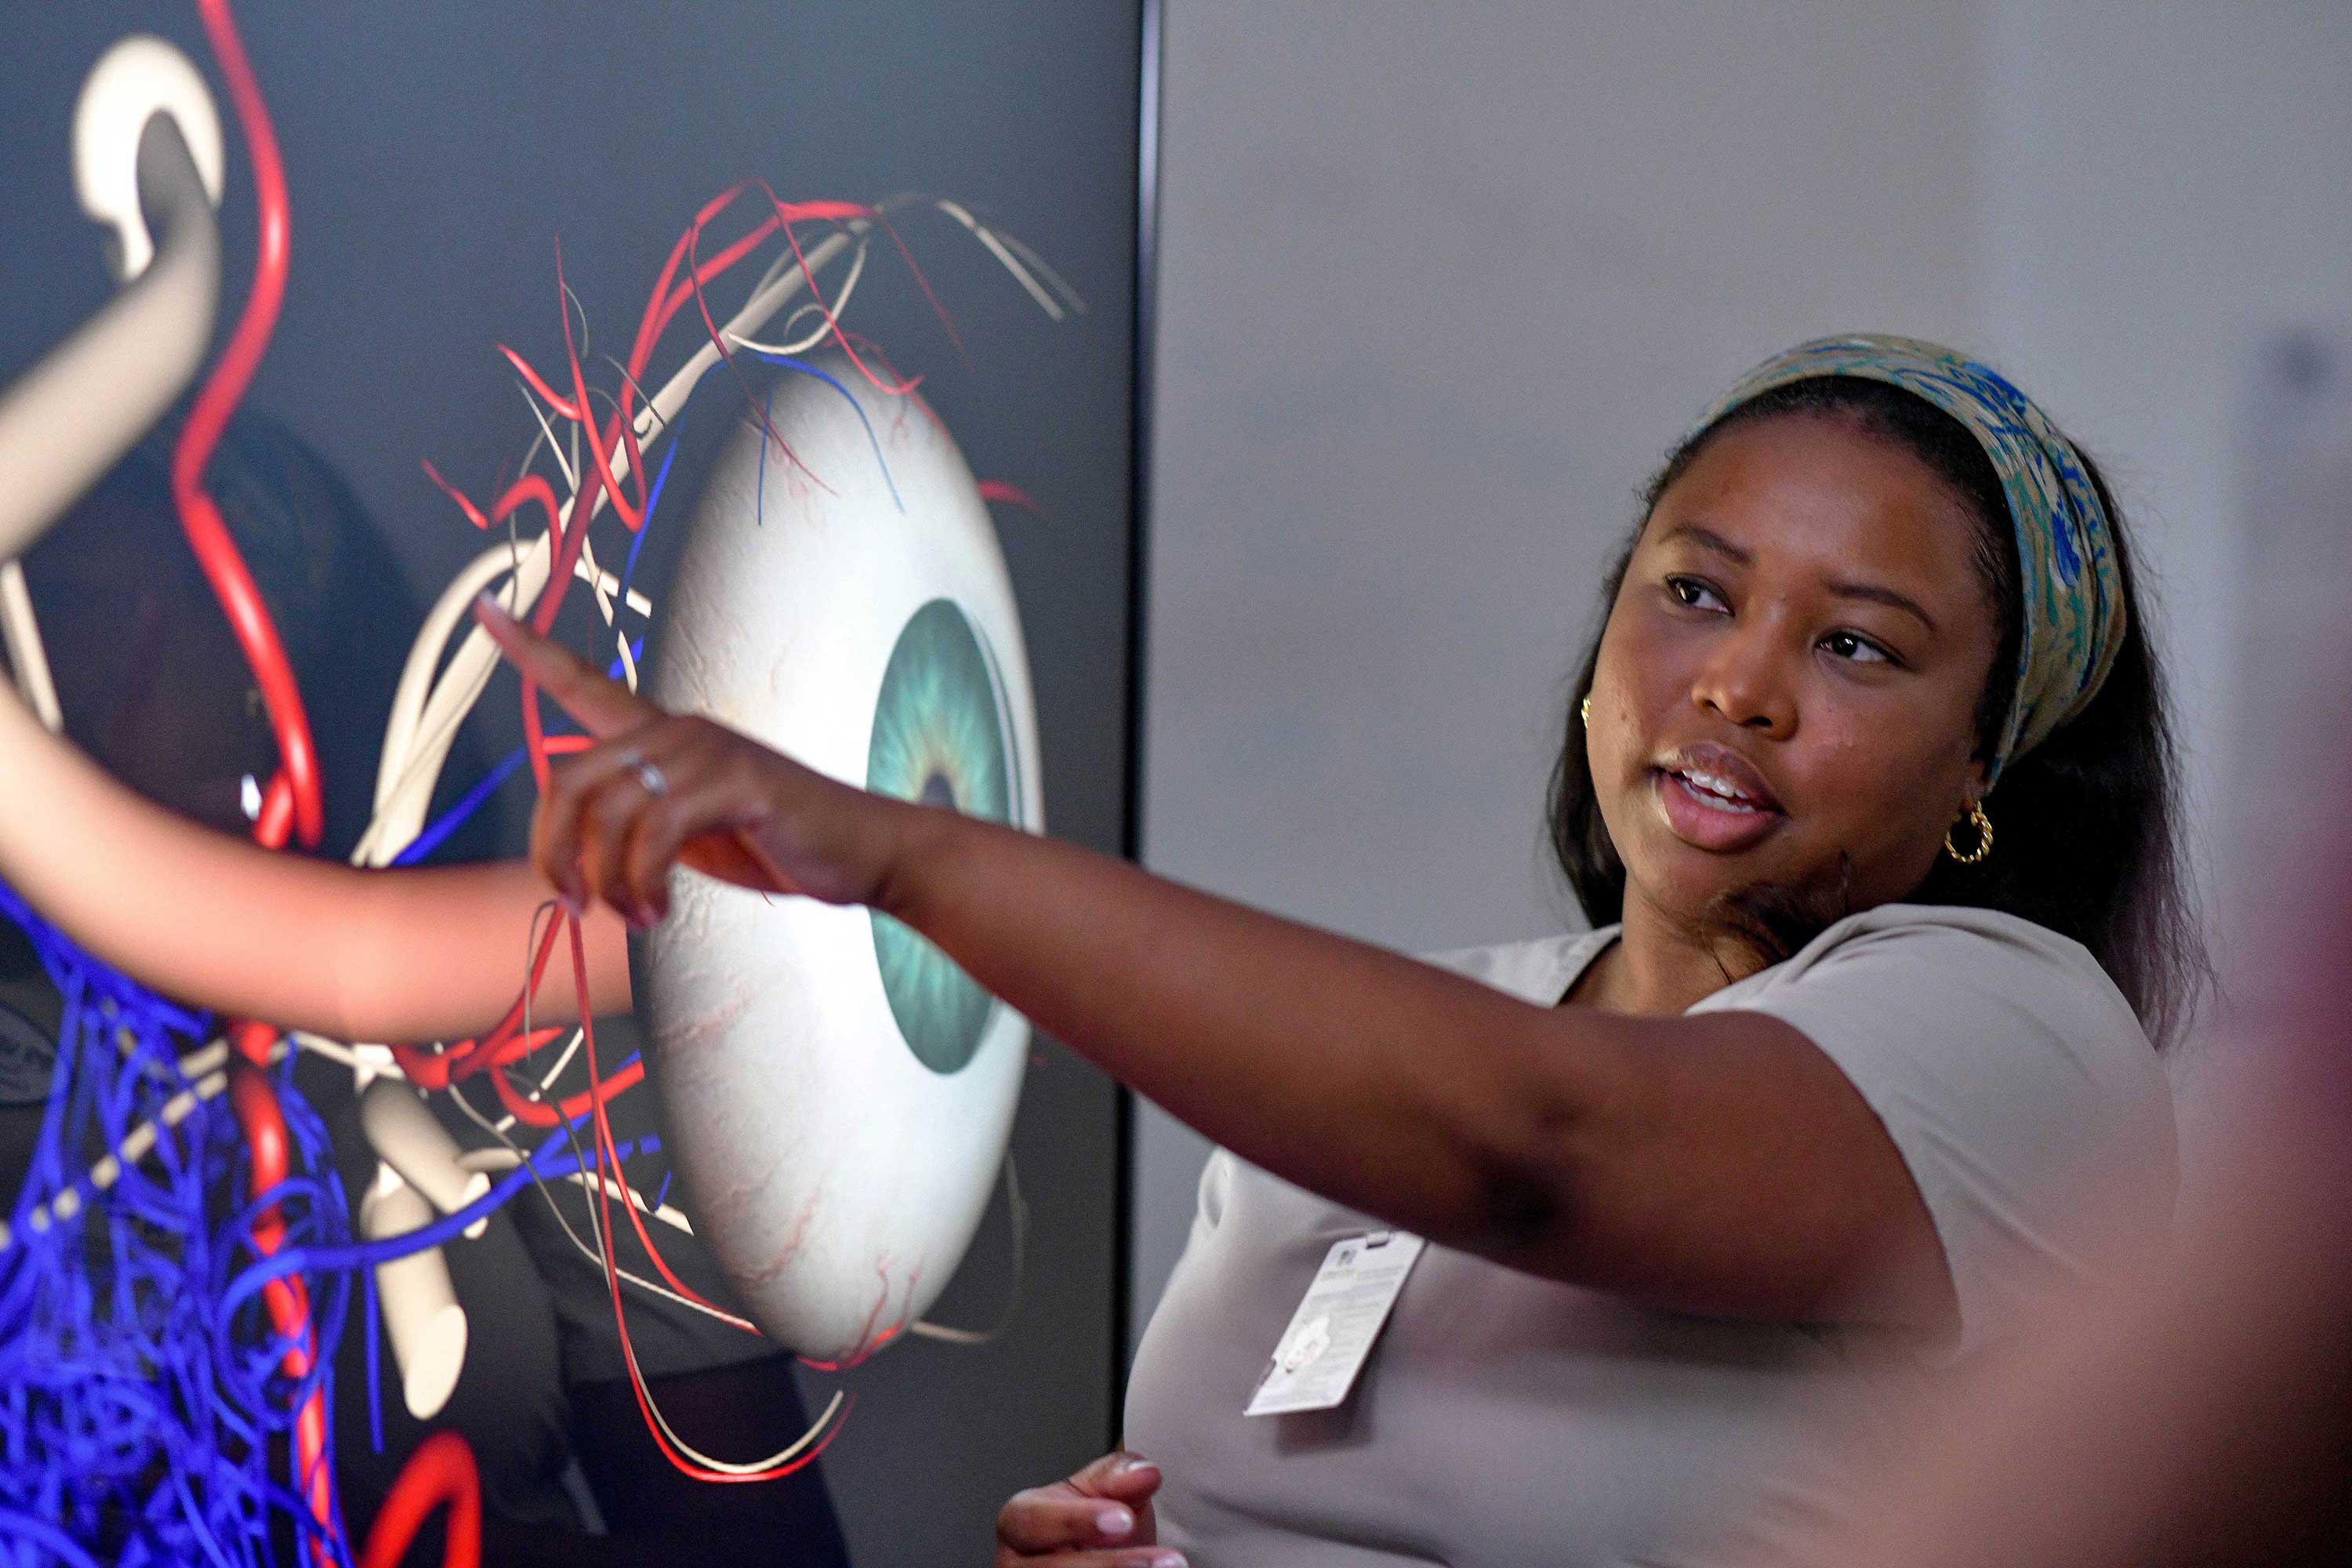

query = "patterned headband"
1690;334;2126;788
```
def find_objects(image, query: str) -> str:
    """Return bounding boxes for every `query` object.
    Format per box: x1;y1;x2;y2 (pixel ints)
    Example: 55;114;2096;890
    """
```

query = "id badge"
1245;1230;1425;1417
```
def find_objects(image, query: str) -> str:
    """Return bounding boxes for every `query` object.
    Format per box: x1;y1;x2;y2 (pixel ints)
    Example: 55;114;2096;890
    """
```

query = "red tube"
866;205;965;360
572;927;742;1327
555;241;641;534
358;1429;481;1568
753;180;914;397
182;0;324;848
418;466;564;544
228;1059;336;1565
488;1047;644;1130
977;479;1044;516
565;916;844;1480
402;889;569;1089
195;4;332;1533
494;344;583;422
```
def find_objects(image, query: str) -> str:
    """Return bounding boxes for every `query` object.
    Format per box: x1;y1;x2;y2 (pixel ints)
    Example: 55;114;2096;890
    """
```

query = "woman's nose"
1689;630;1796;736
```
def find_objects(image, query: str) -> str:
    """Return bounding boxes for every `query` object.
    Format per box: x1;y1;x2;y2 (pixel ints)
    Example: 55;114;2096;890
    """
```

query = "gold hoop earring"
1944;800;1994;865
1579;695;1592;726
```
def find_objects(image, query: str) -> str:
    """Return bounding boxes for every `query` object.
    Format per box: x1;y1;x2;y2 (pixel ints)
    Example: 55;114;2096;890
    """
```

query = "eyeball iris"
866;597;1017;1073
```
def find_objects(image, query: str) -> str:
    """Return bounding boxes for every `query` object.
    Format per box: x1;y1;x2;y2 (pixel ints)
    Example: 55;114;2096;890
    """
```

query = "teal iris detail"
867;599;1017;1073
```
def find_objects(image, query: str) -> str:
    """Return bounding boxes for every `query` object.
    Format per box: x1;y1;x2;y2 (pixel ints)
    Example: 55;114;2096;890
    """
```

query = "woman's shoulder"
1700;900;2176;1233
1782;899;2106;964
1417;925;1620;1006
1705;904;2178;1356
1703;902;2154;1086
1815;900;2092;947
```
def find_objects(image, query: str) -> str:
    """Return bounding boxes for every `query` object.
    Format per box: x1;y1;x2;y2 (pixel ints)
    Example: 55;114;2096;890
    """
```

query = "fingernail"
1094;1504;1132;1537
1149;1554;1186;1568
1112;1456;1159;1480
474;588;509;618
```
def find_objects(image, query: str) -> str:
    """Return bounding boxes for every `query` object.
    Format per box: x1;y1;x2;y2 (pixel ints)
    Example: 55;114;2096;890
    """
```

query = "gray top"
1123;903;2176;1566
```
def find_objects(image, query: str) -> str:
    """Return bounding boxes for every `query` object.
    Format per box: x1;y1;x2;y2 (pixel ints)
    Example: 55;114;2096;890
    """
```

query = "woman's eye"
1821;630;1893;665
1667;575;1726;612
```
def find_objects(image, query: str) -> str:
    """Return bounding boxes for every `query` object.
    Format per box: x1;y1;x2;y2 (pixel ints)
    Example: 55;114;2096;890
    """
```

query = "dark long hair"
1545;376;2209;1048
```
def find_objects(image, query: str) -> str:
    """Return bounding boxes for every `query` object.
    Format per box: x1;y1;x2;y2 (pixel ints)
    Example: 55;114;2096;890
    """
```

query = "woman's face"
1586;413;2002;929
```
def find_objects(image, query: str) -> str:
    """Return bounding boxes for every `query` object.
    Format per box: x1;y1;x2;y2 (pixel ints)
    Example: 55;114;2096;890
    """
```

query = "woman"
463;334;2200;1565
0;333;2195;1560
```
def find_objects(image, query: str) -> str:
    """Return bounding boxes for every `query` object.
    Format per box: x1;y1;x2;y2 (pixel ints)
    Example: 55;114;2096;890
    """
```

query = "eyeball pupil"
867;597;1018;1075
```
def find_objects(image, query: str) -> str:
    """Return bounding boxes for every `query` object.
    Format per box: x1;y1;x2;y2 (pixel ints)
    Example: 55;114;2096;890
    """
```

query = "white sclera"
638;352;1040;1361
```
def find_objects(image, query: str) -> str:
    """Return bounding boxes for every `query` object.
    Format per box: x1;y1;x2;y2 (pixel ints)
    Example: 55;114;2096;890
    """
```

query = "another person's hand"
995;1451;1181;1567
472;593;916;924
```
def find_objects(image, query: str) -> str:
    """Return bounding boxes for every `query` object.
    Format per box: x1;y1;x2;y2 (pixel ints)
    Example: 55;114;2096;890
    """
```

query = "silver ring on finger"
612;746;668;799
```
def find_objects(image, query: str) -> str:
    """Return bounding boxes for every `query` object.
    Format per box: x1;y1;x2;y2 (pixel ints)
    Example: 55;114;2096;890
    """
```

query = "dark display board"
0;2;1143;1560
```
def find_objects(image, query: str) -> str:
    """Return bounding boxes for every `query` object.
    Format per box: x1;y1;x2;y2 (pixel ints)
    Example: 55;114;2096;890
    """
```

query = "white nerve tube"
360;1080;493;1240
359;1165;470;1421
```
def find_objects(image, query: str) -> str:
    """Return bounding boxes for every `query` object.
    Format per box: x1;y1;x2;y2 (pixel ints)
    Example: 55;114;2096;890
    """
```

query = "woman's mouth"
1650;748;1785;853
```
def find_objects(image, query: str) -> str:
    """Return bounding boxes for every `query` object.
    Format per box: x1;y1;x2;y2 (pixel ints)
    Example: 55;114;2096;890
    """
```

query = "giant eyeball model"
637;353;1041;1361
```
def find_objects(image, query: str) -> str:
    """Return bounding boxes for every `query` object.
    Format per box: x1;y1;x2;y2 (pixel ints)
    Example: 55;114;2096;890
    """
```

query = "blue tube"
363;1269;383;1455
385;638;643;868
739;348;905;513
387;746;527;868
1;875;353;1566
622;437;677;602
223;1116;655;1338
0;1506;104;1568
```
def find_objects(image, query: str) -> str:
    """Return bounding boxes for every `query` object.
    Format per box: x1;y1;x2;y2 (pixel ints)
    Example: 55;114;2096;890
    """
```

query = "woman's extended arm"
895;813;1942;1326
0;677;632;1043
487;599;1950;1329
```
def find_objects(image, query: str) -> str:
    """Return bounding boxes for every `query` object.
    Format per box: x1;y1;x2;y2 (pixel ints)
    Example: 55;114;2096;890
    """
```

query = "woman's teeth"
1673;770;1762;811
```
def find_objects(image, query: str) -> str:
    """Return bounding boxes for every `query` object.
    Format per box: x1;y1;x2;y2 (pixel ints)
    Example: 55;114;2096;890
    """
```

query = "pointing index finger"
472;590;655;739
